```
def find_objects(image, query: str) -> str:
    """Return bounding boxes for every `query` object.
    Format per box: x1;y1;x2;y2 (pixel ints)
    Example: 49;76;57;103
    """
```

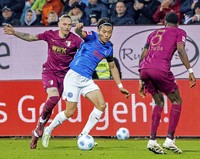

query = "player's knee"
64;108;76;118
172;96;182;105
96;103;106;112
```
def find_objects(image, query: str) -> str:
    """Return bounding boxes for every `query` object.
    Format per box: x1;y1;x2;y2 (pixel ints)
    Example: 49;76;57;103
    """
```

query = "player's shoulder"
43;29;58;35
177;27;186;34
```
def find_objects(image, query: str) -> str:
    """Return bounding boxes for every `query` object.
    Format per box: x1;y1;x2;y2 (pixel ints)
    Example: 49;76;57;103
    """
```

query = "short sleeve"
177;29;187;45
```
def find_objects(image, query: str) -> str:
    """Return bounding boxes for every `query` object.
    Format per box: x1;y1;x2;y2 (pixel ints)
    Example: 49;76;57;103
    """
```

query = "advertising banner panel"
0;80;199;137
0;25;199;80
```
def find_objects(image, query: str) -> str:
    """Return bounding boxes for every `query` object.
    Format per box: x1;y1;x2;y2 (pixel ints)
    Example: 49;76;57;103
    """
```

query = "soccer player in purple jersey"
138;12;196;154
3;15;82;149
41;18;130;148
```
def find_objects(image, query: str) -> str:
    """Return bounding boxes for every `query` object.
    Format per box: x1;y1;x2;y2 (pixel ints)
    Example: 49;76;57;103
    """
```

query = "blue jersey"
70;31;114;79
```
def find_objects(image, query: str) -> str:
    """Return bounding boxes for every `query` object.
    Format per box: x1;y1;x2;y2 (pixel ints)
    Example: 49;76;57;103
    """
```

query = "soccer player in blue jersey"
138;12;196;154
3;15;82;149
42;18;130;148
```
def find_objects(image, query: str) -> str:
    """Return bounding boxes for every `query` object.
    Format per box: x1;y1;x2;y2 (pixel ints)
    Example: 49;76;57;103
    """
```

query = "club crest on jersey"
87;31;92;35
68;92;73;98
66;41;71;47
182;36;186;43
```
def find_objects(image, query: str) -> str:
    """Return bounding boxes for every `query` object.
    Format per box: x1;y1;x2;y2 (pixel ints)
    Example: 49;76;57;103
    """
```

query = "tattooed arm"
3;24;39;41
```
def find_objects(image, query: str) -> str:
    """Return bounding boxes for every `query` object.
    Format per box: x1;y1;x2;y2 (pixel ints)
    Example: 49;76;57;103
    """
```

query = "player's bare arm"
74;23;87;39
177;43;196;88
109;61;130;98
138;45;148;98
139;47;148;64
3;24;38;42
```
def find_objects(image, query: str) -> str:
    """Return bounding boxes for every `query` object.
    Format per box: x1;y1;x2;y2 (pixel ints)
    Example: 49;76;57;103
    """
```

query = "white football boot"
147;140;166;154
42;127;51;148
163;138;182;154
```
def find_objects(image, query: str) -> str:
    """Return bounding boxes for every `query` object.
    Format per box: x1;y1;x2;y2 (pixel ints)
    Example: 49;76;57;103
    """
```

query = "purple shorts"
42;71;64;96
139;69;178;95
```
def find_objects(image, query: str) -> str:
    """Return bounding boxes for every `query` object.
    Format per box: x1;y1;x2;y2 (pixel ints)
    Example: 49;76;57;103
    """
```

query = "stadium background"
0;25;199;137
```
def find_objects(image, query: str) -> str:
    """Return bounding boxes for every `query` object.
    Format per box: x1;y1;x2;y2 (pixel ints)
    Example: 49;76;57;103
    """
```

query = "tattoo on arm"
14;31;38;41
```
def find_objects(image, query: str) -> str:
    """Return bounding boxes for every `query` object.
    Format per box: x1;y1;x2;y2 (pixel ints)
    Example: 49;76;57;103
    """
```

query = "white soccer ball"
77;134;95;150
116;127;130;140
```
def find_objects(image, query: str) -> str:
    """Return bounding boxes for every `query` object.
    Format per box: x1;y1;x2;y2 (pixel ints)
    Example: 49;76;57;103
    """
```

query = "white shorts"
62;69;99;102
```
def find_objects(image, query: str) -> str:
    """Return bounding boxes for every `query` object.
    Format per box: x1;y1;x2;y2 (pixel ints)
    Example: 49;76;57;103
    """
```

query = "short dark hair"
194;2;200;9
97;17;113;29
165;12;179;24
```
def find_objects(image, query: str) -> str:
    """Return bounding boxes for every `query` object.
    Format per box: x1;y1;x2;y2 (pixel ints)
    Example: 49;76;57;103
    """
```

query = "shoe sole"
163;146;182;154
148;147;166;154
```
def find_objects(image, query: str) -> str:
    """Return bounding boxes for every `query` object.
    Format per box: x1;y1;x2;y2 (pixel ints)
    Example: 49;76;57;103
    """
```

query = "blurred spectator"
20;0;36;25
47;11;58;26
110;1;135;25
61;0;86;14
180;0;198;15
90;13;98;25
184;1;200;24
23;8;38;26
85;0;108;25
109;0;134;17
132;0;160;24
0;0;25;19
153;0;183;24
67;2;86;26
0;6;21;26
41;0;64;26
180;0;199;23
31;0;46;25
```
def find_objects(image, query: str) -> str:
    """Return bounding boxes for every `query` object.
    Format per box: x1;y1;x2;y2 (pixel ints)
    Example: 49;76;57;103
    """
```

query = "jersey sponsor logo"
52;45;67;54
93;50;104;60
68;92;73;98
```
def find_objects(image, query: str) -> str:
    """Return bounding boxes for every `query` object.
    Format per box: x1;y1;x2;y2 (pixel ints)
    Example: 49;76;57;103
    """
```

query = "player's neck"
59;31;69;38
98;38;106;45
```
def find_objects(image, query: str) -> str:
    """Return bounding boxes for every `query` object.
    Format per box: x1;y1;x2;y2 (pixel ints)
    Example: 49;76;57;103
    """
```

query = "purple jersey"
37;30;82;78
139;27;186;72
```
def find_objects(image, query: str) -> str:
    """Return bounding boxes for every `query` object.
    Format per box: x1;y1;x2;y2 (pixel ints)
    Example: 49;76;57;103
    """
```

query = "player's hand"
3;23;15;35
189;73;196;88
120;88;130;98
75;23;84;30
139;84;146;98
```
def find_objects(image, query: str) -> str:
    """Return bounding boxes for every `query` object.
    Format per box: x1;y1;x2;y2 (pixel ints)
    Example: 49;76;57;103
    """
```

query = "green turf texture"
0;138;199;159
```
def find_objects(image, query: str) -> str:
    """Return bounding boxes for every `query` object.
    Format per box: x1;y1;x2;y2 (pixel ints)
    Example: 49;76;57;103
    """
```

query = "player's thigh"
140;69;159;95
85;89;106;111
63;71;82;102
154;71;178;95
42;71;60;96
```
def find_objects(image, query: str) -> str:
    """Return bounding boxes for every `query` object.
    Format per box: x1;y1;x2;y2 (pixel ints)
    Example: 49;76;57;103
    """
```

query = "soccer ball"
116;127;130;140
77;134;95;150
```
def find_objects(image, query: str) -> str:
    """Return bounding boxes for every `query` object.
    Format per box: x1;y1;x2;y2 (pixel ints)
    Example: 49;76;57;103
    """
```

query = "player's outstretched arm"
3;24;38;42
109;61;130;98
74;23;87;39
177;43;196;88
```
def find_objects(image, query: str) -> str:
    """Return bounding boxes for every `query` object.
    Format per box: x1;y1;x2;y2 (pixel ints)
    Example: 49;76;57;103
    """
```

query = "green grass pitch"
0;137;199;159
